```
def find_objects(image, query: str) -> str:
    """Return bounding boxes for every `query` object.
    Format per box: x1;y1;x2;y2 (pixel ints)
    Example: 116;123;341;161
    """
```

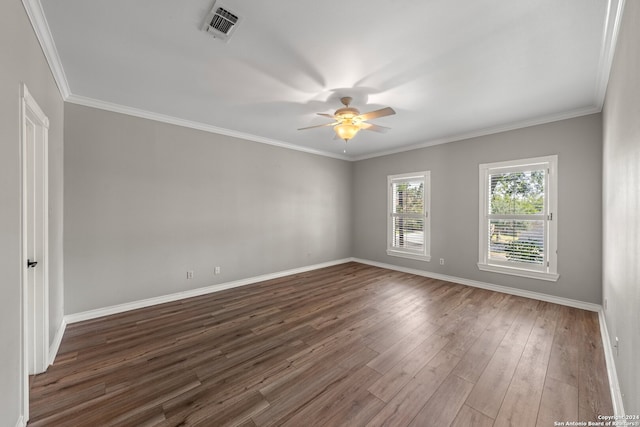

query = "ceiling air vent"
202;2;241;42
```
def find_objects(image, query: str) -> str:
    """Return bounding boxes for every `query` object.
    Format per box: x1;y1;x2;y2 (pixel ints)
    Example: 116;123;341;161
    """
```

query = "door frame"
20;83;50;422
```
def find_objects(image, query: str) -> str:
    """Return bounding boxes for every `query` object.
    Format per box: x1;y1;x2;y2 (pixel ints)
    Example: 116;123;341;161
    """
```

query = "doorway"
21;83;50;422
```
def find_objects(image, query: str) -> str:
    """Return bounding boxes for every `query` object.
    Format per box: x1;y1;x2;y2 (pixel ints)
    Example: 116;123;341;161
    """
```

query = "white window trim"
387;171;431;262
477;155;559;282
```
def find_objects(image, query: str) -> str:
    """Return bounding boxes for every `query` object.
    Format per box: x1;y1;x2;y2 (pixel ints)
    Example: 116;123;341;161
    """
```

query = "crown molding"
594;0;626;108
21;0;71;98
62;92;602;163
65;95;601;164
21;0;348;161
351;105;602;161
23;0;624;162
65;94;351;161
64;93;602;163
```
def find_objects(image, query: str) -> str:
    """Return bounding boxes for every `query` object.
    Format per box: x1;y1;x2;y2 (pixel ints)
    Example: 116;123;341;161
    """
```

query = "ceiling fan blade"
359;122;390;133
356;107;396;121
317;113;336;119
298;122;338;130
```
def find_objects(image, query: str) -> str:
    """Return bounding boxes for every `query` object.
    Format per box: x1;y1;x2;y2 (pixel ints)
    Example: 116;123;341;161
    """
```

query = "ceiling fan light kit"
299;96;396;143
334;121;360;141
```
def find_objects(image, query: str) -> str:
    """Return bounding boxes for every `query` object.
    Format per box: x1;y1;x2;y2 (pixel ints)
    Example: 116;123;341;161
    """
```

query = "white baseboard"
598;310;625;416
48;317;67;366
66;256;601;323
15;415;26;427
65;258;353;324
59;256;622;418
352;258;601;312
353;257;627;415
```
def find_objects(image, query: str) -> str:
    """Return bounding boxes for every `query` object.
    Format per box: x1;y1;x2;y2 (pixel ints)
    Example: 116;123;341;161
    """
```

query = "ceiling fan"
298;97;396;142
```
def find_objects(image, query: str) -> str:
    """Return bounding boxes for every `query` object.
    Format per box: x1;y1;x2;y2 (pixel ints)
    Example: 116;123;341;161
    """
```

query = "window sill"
387;249;431;262
477;263;559;282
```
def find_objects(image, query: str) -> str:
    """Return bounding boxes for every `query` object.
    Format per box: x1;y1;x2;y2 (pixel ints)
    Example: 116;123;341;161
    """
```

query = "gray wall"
602;0;640;415
353;114;603;304
3;0;632;420
63;103;352;314
0;0;64;424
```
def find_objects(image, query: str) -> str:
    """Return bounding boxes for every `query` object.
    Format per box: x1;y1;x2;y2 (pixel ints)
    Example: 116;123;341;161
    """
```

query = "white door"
21;84;50;421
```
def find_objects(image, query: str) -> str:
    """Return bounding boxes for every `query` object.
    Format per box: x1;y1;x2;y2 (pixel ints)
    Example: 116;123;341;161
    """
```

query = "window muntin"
478;157;558;281
387;172;430;261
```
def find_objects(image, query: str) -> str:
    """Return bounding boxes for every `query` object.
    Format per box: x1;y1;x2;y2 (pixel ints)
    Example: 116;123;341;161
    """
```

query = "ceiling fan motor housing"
297;95;396;143
335;107;360;120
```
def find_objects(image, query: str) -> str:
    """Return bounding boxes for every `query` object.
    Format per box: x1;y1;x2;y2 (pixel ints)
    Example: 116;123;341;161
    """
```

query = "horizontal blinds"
392;217;424;250
487;168;546;266
391;178;424;252
488;219;544;265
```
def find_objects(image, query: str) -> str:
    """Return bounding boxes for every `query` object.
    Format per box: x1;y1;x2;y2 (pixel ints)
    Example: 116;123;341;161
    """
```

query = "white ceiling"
36;0;622;160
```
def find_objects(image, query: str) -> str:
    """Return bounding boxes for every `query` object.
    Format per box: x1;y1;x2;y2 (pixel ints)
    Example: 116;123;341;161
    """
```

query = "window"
387;171;430;261
478;155;558;281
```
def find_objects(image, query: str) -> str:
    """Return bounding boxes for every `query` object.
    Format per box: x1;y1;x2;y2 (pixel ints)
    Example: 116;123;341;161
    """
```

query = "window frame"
387;171;431;262
477;155;559;281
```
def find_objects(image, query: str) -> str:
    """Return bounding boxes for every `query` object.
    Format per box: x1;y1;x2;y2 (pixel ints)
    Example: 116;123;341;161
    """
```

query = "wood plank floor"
29;262;613;426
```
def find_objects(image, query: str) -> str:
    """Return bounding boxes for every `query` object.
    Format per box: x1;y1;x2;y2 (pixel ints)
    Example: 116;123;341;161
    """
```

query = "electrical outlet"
214;266;221;275
187;270;194;279
439;258;445;265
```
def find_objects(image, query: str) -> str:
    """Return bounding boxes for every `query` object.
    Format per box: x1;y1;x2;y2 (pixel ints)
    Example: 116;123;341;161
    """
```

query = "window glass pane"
392;217;424;250
488;219;544;265
489;170;544;215
392;181;424;214
388;172;429;260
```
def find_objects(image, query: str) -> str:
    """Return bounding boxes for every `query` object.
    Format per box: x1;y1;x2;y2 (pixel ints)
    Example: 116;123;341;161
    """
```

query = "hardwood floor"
29;262;613;426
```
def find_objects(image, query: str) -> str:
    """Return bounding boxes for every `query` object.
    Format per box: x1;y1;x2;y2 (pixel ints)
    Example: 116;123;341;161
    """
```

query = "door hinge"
548;213;553;221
